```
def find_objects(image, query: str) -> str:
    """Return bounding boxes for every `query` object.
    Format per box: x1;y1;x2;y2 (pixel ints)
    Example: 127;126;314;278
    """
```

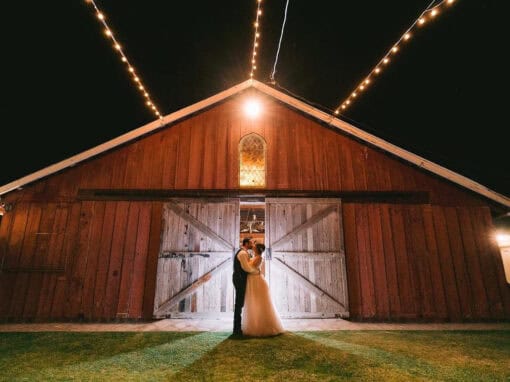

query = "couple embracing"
232;237;285;337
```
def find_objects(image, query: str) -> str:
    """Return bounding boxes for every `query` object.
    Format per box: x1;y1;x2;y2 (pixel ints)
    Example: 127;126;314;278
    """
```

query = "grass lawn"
0;330;508;381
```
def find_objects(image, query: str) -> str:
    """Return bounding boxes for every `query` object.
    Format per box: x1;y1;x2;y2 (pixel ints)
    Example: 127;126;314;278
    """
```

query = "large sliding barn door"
266;198;349;318
153;198;239;318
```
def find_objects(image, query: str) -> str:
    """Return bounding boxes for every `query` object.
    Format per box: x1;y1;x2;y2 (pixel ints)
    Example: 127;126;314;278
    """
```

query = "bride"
242;243;285;337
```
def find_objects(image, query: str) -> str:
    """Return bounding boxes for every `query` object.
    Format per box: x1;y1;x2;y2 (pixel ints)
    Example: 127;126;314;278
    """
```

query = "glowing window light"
496;233;510;247
239;134;266;188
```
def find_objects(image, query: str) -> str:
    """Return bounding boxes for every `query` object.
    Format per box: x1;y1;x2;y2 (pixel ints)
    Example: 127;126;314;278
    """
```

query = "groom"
232;237;260;336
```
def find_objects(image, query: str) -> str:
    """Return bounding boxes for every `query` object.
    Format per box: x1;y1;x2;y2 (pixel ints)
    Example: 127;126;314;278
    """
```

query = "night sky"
1;1;508;197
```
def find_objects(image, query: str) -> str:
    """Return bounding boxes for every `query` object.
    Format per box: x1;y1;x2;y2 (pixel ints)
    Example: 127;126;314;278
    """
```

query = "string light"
250;0;263;78
84;0;163;119
334;0;458;115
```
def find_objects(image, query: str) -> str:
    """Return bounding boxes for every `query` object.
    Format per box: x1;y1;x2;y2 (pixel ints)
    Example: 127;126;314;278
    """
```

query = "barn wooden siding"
0;201;162;321
1;92;509;321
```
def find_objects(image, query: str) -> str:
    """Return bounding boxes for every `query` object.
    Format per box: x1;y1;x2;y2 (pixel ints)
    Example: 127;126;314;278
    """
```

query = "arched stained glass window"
239;134;266;188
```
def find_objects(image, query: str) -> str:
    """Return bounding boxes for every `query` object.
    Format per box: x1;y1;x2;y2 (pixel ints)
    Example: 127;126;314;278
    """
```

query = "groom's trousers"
233;276;247;334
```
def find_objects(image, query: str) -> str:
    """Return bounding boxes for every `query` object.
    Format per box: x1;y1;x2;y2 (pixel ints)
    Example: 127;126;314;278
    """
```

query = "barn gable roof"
1;79;509;208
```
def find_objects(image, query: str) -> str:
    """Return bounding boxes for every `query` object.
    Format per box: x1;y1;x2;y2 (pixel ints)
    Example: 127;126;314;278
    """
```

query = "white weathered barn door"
153;198;239;318
265;198;349;318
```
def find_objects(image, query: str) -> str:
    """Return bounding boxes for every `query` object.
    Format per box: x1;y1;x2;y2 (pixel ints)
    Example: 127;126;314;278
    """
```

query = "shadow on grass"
1;330;509;381
0;331;226;381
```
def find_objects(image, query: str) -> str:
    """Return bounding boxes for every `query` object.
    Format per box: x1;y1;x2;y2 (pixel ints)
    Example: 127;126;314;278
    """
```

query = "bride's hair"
255;243;265;254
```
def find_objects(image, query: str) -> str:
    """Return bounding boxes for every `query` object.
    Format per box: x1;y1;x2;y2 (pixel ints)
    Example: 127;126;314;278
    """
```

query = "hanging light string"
84;0;162;119
250;0;263;78
269;0;290;84
334;0;457;115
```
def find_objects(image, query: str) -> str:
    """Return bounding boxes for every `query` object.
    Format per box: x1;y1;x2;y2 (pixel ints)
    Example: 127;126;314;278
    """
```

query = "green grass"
0;331;508;381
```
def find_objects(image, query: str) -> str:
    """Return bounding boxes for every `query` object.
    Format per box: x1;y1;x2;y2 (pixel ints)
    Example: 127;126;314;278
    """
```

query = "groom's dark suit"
232;248;248;335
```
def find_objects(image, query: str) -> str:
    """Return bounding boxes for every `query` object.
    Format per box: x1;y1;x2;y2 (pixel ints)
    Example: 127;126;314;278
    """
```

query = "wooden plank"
154;257;231;316
51;202;81;318
166;201;233;251
379;204;401;319
355;204;376;318
342;204;361;319
128;202;152;318
66;201;95;319
443;207;473;318
432;206;462;321
23;203;57;319
421;205;448;319
102;202;130;319
457;208;491;319
0;202;16;318
273;251;345;260
81;201;106;320
10;204;42;318
272;258;345;310
91;202;116;319
271;205;337;251
405;205;435;319
368;204;390;320
143;202;163;320
116;202;141;317
390;205;417;319
36;203;70;319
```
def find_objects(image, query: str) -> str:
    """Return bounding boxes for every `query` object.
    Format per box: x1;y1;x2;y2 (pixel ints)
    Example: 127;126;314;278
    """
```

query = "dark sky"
1;0;508;197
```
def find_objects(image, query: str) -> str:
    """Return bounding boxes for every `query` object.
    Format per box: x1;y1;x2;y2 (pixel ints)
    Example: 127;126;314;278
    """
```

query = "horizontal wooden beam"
78;189;430;204
273;251;345;260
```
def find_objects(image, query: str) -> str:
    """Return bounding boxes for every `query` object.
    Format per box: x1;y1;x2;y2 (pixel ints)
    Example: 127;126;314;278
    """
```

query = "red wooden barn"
1;80;509;322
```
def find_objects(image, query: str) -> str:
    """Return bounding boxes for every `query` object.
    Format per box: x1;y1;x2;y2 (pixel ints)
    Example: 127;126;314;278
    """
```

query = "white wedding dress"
242;259;285;337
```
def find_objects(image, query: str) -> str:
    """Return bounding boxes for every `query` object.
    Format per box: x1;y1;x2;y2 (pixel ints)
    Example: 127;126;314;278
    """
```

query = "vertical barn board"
128;202;152;318
422;205;448;319
109;146;128;187
175;124;192;189
116;203;141;317
342;203;361;318
405;206;434;318
266;198;348;318
153;198;238;318
472;208;508;318
325;132;341;190
0;206;15;318
443;207;473;318
187;123;205;189
36;203;70;319
102;202;130;319
457;208;491;319
10;204;42;318
66;201;95;319
390;206;417;318
202;121;217;189
367;204;390;320
215;116;228;188
51;202;82;318
161;134;179;188
351;146;368;191
22;203;57;318
379;204;402;318
81;202;106;320
432;206;462;321
92;202;116;318
143;202;163;320
338;137;356;190
275;119;290;188
356;204;376;318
